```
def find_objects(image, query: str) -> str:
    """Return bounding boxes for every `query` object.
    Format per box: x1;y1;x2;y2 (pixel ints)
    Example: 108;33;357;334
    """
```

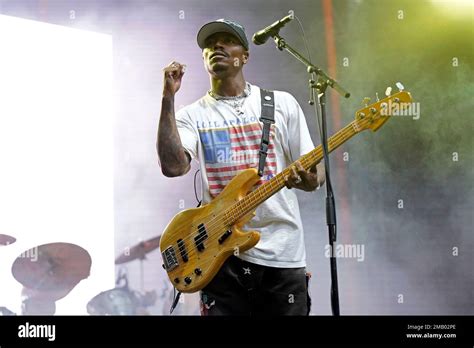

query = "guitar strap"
258;89;275;177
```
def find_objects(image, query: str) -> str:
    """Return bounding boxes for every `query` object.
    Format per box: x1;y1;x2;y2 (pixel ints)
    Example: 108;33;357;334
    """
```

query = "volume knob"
184;277;192;284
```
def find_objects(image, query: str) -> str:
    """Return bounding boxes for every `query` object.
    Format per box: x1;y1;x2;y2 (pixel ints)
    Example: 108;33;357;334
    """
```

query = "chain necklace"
208;83;251;116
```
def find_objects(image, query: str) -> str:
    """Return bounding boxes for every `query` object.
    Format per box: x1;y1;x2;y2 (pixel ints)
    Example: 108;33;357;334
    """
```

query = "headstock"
353;84;413;133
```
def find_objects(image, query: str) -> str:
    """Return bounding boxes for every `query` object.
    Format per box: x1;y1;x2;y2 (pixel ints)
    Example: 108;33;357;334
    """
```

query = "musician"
157;19;325;315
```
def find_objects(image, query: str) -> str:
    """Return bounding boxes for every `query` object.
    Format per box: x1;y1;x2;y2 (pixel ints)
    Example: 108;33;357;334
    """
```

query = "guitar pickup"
218;229;232;244
194;223;208;252
177;238;188;262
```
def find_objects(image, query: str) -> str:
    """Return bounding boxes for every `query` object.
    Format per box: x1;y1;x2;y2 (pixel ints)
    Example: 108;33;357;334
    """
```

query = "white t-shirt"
175;84;315;268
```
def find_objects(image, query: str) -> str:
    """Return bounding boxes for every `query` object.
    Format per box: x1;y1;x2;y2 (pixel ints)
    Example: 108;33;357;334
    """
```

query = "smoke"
1;0;471;315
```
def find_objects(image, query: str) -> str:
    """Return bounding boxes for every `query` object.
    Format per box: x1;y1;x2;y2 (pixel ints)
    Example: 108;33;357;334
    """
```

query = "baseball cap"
197;19;249;50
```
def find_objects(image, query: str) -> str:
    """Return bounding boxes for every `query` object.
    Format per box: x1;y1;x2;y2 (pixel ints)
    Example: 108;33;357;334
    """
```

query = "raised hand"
162;61;186;98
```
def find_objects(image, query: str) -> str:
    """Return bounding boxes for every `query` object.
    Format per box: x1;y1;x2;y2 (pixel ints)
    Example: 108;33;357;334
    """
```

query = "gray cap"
197;19;249;50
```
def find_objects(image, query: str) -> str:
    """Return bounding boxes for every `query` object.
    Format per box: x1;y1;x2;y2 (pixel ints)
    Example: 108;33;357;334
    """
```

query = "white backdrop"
0;14;115;314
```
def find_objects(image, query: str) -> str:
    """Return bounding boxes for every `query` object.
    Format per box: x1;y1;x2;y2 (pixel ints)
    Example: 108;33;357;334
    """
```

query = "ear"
242;50;249;64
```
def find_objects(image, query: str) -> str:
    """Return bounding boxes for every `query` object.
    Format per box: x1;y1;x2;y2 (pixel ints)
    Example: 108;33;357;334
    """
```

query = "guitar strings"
176;120;362;257
171;118;367;260
167;117;370;263
168;124;361;279
176;93;409;253
166;95;411;288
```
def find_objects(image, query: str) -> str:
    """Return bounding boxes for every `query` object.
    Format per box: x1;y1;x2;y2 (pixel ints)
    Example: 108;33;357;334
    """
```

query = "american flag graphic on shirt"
198;122;276;198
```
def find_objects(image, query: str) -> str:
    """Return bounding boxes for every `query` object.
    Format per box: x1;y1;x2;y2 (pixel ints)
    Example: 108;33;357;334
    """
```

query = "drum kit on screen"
0;233;162;315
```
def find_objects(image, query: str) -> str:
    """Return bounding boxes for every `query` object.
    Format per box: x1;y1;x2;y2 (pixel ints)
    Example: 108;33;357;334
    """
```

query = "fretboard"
223;120;362;226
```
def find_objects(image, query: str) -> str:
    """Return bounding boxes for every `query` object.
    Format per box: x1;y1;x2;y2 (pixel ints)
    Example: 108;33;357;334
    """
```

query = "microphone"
252;14;294;45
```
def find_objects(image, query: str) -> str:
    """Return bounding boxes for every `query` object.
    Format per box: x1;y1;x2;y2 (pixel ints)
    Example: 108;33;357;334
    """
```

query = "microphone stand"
272;34;350;316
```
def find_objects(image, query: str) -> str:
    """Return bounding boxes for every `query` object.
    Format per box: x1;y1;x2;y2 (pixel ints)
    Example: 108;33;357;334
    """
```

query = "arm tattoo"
157;96;190;176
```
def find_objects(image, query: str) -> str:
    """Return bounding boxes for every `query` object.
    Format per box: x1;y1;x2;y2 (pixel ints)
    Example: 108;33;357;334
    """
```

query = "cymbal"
11;242;92;291
115;235;161;264
87;287;138;315
22;284;74;302
0;234;16;246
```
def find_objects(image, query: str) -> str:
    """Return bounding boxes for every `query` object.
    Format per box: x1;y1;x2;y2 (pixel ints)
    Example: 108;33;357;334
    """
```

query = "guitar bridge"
162;246;179;271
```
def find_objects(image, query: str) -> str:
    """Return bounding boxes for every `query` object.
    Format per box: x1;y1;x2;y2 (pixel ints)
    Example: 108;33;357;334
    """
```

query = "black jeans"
200;256;311;315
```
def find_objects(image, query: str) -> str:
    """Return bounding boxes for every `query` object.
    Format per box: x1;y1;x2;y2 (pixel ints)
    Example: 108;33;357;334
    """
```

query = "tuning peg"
396;82;404;91
362;97;371;107
375;93;380;102
385;87;392;97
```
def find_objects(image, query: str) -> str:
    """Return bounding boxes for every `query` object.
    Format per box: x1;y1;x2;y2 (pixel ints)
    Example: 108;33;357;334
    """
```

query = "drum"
87;288;138;315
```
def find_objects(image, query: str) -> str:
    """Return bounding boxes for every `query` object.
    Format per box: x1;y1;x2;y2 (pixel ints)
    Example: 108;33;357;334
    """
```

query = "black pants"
200;256;311;315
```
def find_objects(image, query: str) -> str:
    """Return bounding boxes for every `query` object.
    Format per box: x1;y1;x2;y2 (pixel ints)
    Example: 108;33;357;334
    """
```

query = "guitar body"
159;168;261;293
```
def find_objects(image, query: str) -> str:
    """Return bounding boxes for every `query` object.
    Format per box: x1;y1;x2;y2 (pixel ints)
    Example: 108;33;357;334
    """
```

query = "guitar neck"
223;120;360;225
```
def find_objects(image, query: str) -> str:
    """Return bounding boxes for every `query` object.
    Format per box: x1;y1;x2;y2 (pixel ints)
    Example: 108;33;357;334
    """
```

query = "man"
157;19;325;315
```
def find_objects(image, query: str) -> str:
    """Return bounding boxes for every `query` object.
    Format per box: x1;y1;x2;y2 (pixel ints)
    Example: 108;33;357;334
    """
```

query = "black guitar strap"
258;89;275;177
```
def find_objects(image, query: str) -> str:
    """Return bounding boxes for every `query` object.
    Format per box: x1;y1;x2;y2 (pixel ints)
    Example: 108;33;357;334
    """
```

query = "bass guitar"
160;88;412;293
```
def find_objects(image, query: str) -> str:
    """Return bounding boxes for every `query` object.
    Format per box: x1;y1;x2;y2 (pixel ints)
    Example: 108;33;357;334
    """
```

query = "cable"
294;14;323;144
169;287;181;314
294;14;313;66
193;169;202;207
